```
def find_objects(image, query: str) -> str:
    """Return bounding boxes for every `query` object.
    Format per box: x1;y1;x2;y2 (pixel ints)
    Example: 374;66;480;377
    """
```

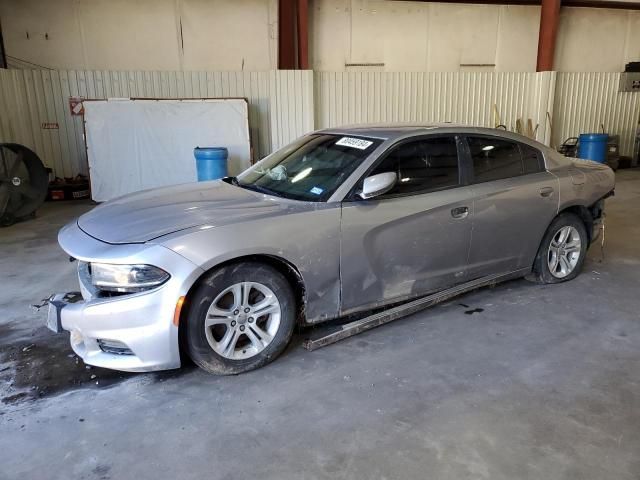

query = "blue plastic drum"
194;147;228;181
577;134;608;163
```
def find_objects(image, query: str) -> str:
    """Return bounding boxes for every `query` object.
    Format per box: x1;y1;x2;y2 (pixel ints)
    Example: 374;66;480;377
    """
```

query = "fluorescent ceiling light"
292;167;312;183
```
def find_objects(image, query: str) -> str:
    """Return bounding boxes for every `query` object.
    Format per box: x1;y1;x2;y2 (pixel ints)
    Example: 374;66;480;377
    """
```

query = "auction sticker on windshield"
335;137;374;150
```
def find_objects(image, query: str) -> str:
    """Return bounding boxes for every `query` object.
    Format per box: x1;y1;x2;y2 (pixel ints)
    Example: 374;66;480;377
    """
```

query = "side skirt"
302;268;530;351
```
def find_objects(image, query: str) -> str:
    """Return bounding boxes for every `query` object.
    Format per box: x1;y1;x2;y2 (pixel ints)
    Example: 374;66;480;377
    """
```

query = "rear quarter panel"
555;158;615;211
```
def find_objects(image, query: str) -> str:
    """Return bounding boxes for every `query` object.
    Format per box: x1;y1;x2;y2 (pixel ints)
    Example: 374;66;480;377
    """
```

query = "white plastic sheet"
84;99;251;201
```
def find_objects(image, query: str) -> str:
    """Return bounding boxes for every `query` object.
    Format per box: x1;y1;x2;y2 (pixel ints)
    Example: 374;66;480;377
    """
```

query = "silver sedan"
48;125;615;374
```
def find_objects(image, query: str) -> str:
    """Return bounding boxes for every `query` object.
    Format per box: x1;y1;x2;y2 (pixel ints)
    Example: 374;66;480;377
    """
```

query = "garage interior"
1;1;639;479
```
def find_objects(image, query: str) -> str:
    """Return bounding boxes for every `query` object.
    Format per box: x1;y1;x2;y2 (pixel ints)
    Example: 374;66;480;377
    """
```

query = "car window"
521;144;545;174
468;136;523;183
368;136;460;197
237;134;381;202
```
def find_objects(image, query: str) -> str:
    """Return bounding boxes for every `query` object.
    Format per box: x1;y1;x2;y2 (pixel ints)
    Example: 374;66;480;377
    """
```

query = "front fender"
156;207;342;323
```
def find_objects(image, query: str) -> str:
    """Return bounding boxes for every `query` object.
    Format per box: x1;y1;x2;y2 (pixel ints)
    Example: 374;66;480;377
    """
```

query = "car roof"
316;123;540;144
316;123;454;140
314;123;568;171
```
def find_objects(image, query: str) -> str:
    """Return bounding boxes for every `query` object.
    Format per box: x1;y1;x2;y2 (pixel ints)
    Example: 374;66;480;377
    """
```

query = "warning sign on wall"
69;96;85;116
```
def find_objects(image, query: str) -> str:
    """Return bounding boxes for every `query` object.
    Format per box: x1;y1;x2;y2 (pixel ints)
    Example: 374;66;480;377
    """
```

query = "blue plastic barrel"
194;147;228;181
578;134;608;163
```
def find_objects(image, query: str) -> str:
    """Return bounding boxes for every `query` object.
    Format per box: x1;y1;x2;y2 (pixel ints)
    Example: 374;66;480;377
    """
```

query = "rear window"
467;136;545;183
521;144;545;174
468;137;522;183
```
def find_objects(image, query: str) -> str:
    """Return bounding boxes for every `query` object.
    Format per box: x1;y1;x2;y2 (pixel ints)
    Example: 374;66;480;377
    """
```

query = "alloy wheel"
547;225;582;279
204;281;281;360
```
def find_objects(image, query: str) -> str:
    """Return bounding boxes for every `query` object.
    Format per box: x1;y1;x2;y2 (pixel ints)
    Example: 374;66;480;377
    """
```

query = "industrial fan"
0;143;49;227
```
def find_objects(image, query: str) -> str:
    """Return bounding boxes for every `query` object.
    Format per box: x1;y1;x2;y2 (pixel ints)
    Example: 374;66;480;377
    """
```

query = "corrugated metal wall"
553;72;640;156
1;69;639;177
314;71;557;145
0;69;314;178
269;70;315;152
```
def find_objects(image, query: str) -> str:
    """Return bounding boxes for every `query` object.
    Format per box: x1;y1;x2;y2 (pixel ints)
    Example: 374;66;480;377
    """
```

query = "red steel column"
536;0;561;72
0;19;7;69
278;0;297;69
297;0;309;70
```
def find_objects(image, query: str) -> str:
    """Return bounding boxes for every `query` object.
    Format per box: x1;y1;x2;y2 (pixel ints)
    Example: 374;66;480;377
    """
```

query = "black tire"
184;262;296;375
530;213;588;284
0;212;15;227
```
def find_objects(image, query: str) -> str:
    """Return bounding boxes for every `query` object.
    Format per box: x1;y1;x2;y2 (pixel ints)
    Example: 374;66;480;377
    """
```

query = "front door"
340;135;474;314
463;135;560;278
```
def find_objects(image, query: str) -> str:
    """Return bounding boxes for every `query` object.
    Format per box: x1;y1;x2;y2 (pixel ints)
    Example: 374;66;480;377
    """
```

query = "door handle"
451;206;469;219
539;187;554;197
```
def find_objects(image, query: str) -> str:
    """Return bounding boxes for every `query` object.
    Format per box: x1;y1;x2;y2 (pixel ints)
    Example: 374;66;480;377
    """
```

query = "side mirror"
358;172;397;199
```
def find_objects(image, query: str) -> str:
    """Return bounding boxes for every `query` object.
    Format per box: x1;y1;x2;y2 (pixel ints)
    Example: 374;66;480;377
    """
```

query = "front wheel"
531;213;588;284
185;262;296;375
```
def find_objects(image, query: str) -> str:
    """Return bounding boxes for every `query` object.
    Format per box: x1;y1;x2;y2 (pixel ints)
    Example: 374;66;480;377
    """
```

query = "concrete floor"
1;171;639;480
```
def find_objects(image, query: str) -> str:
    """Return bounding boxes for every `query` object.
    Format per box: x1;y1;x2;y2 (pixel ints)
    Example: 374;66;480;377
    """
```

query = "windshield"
236;134;381;201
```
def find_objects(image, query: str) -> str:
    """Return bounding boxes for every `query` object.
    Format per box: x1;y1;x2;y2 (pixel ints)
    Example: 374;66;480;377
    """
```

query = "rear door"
339;135;474;314
463;135;559;278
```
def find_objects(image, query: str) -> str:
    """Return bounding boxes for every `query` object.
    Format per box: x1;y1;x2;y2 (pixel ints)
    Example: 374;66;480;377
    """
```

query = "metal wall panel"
314;71;555;143
0;70;313;177
553;72;640;157
269;70;315;151
2;69;640;177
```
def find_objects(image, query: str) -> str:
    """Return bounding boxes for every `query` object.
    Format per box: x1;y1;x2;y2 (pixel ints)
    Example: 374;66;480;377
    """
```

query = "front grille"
97;339;134;356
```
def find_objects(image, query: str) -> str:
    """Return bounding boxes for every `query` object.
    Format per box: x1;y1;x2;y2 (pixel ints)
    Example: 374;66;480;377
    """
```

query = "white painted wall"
310;0;640;72
555;7;640;72
0;0;278;71
1;0;639;72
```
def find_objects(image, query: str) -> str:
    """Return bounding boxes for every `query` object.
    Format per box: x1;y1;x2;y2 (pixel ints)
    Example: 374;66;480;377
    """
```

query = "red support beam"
297;0;309;70
278;0;297;69
536;0;561;71
0;18;7;69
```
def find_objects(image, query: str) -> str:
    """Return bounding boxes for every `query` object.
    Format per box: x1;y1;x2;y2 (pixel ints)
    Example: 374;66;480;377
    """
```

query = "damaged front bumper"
47;221;204;373
46;285;184;372
47;292;82;333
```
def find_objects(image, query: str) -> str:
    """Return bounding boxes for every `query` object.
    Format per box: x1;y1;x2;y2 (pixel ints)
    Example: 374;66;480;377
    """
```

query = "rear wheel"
185;262;295;375
531;213;588;284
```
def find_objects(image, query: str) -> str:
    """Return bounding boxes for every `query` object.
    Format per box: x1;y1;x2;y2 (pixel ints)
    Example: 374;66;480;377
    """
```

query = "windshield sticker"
335;137;374;150
310;187;324;195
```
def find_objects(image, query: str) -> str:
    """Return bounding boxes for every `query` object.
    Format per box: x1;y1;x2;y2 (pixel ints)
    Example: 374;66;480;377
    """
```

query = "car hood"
77;181;289;244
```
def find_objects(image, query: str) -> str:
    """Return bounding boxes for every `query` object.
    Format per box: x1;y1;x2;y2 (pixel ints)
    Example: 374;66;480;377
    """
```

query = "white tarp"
84;98;251;201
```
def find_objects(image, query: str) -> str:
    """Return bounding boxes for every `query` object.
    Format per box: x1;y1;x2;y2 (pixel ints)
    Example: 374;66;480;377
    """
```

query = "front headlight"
90;263;170;293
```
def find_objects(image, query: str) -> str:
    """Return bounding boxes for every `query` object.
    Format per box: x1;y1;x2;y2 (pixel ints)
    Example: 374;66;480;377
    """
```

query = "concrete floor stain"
0;322;132;404
464;308;485;315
